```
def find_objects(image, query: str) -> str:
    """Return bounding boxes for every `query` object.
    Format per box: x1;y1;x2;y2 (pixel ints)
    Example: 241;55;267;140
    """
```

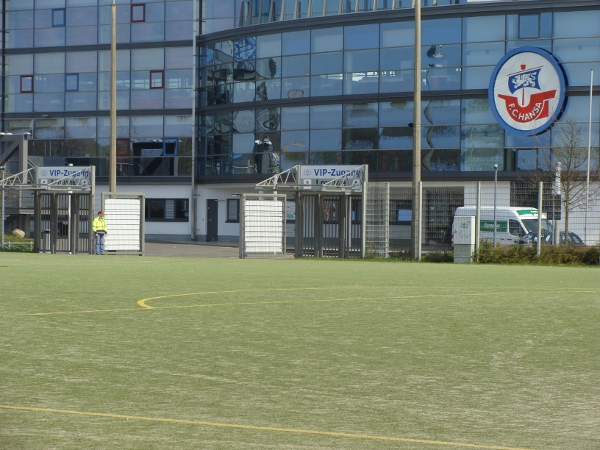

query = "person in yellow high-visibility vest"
92;210;108;255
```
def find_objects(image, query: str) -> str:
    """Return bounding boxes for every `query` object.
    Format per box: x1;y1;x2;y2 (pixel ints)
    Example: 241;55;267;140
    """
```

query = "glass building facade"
2;0;600;239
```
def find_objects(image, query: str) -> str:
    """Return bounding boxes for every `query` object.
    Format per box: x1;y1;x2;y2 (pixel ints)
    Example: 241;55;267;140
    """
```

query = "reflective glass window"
232;133;255;154
380;70;413;94
282;77;309;99
461;125;504;150
257;34;281;58
66;6;96;26
131;71;150;89
424;43;461;69
66;92;97;111
34;53;65;74
310;75;342;97
132;49;165;70
97;117;129;139
165;90;194;108
344;73;379;95
281;106;309;130
379;100;414;127
256;79;281;100
34;118;65;139
380;21;413;48
66;74;79;92
380;47;413;71
343;103;378;128
554;10;600;38
98;24;130;44
6;55;33;75
310;104;342;129
66;52;98;73
67;0;97;5
233;82;255;103
65;118;97;139
166;1;193;21
462;42;505;67
7;11;34;29
344;24;379;50
422;67;460;91
519;15;539;39
7;0;34;9
6;30;34;48
311;52;342;75
422;125;460;149
282;55;309;77
344;49;378;73
423;149;460;171
98;50;131;72
462;98;494;124
7;94;34;113
131;4;145;22
165;70;193;89
166;47;192;69
132;22;165;42
97;91;130;110
34;74;63;92
131;90;164;109
145;2;165;22
66;26;97;45
282;30;310;55
423;100;460;125
213;41;234;65
150;70;164;89
256;58;281;79
462;148;505;172
34;93;64;112
231;110;255;134
554;38;600;63
311;28;343;53
166;20;193;40
310;129;342;151
98;72;130;91
233;37;256;62
422;18;460;45
463;16;504;43
21;76;34;93
379;127;412;150
34;27;66;47
343;128;378;150
255;108;280;132
36;0;66;8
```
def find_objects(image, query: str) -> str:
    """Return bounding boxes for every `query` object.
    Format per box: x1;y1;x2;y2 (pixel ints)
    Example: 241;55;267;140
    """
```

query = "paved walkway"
144;241;239;258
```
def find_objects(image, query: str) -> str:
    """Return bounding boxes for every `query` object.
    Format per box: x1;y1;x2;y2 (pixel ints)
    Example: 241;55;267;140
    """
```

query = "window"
150;70;164;89
65;73;79;92
52;9;65;27
131;4;145;22
519;14;539;39
509;219;526;237
390;199;412;225
20;75;33;93
145;199;189;222
116;138;130;157
227;198;240;223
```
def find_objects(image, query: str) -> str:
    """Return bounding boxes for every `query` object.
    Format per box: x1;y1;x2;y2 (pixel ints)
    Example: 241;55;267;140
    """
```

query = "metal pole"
109;0;117;198
537;182;543;257
411;0;422;260
1;166;5;248
493;163;498;247
475;181;481;260
585;69;593;244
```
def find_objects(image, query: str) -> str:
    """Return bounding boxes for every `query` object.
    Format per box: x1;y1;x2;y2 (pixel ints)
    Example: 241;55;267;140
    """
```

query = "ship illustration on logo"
496;64;557;124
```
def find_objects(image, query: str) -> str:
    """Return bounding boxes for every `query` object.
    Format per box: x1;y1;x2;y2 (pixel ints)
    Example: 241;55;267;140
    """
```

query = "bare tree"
527;117;600;242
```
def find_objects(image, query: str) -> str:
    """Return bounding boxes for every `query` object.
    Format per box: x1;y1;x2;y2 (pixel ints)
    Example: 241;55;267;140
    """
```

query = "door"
206;199;218;241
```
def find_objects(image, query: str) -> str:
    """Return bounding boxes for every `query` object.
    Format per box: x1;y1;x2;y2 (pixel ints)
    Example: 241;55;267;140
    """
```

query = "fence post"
476;181;481;261
538;182;543;258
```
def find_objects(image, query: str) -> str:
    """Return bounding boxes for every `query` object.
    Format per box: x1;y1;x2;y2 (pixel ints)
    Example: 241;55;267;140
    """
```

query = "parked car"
518;231;585;246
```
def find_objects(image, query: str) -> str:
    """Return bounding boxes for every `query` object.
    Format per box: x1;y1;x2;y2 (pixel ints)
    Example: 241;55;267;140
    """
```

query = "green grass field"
0;253;599;449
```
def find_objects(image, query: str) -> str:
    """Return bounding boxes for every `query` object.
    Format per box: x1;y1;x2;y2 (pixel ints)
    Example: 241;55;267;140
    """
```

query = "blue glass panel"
378;150;411;172
423;100;460;125
66;26;97;45
166;1;193;21
344;49;378;73
34;93;65;111
52;8;65;26
343;103;378;128
6;30;34;48
519;15;539;39
165;89;194;108
344;73;379;95
311;52;342;75
7;11;34;29
65;118;96;139
131;22;165;42
380;21;413;48
562;95;600;122
462;66;494;90
282;55;309;77
423;149;460;172
462;99;495;124
233;82;256;103
310;129;342;151
34;27;66;46
463;16;504;43
554;10;600;38
282;77;309;99
97;91;130;110
462;148;505;172
35;75;64;93
344;24;379;50
78;73;97;91
146;2;165;21
98;72;130;91
166;48;193;69
131;90;164;109
310;151;341;165
6;56;33;76
343;128;378;150
281;106;309;130
423;126;460;149
256;79;281;101
380;47;413;71
231;110;255;134
379;101;414;127
422;67;460;91
282;30;310;56
281;130;309;152
310;75;342;97
66;52;97;73
379;127;412;150
422;18;461;45
381;68;412;93
256;58;281;79
65;73;79;91
423;43;460;69
257;34;281;58
65;6;96;26
506;40;551;54
165;21;193;41
65;92;97;111
310;104;342;129
562;62;600;87
461;125;504;149
311;28;342;53
7;94;34;113
554;38;600;63
463;42;505;67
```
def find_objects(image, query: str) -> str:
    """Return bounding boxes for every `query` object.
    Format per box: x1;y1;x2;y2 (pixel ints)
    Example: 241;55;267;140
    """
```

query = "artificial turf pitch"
0;253;598;449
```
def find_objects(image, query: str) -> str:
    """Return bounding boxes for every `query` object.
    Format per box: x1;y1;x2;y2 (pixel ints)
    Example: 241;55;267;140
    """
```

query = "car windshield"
521;219;553;233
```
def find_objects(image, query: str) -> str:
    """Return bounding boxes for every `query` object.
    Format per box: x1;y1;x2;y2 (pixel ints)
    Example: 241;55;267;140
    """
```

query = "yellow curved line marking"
0;405;532;450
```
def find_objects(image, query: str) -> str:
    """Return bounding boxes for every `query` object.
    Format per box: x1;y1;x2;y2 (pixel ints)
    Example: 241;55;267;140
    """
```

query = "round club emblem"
489;46;566;136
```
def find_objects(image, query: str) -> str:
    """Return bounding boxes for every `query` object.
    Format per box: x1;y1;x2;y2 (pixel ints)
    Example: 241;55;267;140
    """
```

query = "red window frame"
131;4;145;23
116;138;130;157
149;70;164;89
20;75;34;93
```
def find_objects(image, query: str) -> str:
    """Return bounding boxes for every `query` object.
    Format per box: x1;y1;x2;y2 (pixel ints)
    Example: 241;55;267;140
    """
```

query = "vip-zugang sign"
489;47;566;136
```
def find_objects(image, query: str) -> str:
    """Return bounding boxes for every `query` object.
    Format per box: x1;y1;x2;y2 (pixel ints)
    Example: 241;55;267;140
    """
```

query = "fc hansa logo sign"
489;47;566;136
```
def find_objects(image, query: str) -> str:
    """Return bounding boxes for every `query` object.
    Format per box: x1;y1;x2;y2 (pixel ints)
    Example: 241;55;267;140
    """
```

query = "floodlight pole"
109;0;117;198
585;69;593;244
411;0;422;261
1;166;5;248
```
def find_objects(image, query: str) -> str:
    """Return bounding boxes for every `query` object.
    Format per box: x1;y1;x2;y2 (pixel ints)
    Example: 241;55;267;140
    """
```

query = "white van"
453;206;553;246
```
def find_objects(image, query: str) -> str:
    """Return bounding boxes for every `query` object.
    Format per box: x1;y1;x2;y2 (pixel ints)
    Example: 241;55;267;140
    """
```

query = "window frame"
150;70;164;89
65;73;79;92
131;4;146;23
20;75;34;93
145;198;189;222
52;8;66;27
226;198;240;223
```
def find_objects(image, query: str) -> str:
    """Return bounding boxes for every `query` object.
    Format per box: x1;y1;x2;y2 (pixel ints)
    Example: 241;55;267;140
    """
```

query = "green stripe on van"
516;209;538;216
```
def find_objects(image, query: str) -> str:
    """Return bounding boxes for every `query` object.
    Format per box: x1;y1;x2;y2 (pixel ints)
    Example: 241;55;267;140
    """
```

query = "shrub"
476;240;600;266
